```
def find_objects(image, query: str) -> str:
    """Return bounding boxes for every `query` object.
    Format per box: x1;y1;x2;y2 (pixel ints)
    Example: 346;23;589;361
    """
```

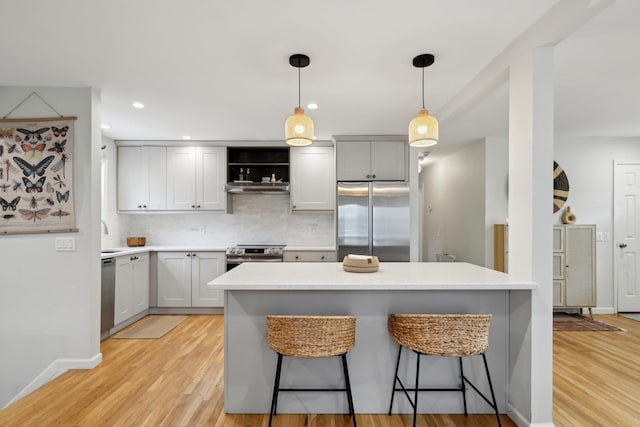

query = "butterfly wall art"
0;117;76;234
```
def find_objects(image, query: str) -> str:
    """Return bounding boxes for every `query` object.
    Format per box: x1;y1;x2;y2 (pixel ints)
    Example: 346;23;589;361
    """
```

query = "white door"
615;162;640;312
191;252;225;307
157;252;192;307
166;147;196;210
196;147;226;210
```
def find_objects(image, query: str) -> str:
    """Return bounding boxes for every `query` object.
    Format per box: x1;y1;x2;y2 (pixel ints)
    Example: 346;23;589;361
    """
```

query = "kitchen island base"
224;289;509;415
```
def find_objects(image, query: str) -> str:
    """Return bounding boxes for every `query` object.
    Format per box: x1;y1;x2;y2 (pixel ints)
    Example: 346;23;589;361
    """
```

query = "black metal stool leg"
413;352;420;427
269;353;283;427
388;345;403;415
341;353;357;427
459;357;468;416
482;353;502;427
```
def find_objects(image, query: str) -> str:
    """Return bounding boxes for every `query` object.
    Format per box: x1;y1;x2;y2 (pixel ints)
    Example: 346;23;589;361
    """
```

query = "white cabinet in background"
118;146;167;211
336;140;406;181
157;252;225;307
166;147;226;211
291;146;334;211
114;253;149;325
553;225;596;315
284;250;337;262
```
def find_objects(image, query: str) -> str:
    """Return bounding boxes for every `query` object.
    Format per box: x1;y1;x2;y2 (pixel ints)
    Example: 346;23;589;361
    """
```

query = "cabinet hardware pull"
321;256;325;260
619;243;628;248
366;174;370;178
143;205;147;208
191;205;195;208
137;205;142;208
295;255;299;259
197;205;201;208
372;174;376;178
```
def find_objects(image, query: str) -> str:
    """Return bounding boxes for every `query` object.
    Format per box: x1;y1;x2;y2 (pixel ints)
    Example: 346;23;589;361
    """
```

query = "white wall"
0;87;102;408
484;135;509;268
421;140;486;265
554;136;640;312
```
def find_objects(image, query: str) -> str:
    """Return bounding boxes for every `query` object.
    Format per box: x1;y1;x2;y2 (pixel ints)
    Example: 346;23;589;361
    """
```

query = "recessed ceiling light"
101;124;111;130
182;135;191;140
307;103;318;110
132;102;144;109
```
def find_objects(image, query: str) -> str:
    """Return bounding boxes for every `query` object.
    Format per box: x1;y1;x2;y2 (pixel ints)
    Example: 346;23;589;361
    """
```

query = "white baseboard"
592;306;616;314
507;403;555;427
5;353;102;409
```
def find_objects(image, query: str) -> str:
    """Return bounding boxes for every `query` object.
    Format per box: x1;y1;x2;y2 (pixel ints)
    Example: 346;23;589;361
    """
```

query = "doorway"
614;161;640;312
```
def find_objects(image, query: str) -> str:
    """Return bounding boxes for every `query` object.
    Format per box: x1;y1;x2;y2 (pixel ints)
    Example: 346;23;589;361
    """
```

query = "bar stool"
266;315;357;427
387;313;501;427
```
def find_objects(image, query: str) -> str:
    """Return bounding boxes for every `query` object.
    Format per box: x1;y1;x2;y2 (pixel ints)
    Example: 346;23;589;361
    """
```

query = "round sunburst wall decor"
553;161;569;213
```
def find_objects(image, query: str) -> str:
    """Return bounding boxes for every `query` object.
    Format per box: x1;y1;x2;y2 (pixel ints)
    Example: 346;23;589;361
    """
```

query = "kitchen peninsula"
207;262;536;416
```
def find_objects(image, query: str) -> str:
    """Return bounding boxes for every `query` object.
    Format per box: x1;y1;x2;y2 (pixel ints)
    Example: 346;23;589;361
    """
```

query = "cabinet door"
157;252;192;307
553;226;565;252
166;147;196;210
370;141;406;181
553;280;565;306
132;253;149;314
291;146;335;210
118;147;167;211
196;147;226;211
114;256;134;324
565;226;596;307
336;141;371;181
118;146;145;211
145;147;167;210
191;252;225;307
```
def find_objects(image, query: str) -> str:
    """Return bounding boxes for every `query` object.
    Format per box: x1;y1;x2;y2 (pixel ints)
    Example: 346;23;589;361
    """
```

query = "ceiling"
1;1;638;157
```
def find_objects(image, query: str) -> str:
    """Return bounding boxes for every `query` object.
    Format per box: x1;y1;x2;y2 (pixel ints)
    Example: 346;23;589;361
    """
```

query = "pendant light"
408;54;439;147
285;54;314;146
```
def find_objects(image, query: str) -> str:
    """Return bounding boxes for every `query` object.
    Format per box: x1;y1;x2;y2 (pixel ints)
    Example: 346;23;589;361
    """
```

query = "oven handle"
226;257;283;264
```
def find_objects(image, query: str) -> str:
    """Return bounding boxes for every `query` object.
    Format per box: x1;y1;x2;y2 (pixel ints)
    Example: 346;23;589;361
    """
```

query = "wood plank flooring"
0;314;637;426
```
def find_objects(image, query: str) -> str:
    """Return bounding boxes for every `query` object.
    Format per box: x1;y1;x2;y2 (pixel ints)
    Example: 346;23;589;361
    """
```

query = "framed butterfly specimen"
0;116;76;234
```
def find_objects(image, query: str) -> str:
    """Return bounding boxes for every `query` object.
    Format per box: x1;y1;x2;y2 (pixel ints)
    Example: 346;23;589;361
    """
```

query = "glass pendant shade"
285;107;314;146
408;108;438;147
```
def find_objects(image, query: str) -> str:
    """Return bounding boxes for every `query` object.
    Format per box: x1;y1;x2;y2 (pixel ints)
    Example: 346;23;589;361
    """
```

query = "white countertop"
283;246;336;251
207;262;537;291
100;246;228;259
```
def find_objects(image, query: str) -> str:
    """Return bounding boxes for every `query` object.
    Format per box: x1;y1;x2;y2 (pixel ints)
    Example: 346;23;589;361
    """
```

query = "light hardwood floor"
0;314;638;426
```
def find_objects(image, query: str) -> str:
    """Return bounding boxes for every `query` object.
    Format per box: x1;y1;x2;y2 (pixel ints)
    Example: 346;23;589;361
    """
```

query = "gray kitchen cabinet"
114;252;149;325
284;250;337;262
117;146;167;211
157;251;225;307
290;146;334;211
336;140;406;181
553;225;596;315
166;147;226;211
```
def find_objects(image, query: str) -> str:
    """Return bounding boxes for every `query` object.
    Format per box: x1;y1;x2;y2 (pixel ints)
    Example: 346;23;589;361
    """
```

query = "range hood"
225;181;290;194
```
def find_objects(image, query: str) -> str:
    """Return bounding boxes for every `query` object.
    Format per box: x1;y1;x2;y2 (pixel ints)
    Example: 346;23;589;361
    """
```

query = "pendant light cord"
421;68;425;109
298;65;301;108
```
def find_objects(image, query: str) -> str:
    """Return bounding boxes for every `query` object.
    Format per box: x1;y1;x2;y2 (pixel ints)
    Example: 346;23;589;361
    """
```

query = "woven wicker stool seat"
387;314;501;427
266;315;357;427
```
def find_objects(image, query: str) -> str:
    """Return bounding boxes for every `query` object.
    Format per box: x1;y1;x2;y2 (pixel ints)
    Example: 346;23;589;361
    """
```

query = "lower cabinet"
114;253;150;325
157;251;225;307
284;250;337;262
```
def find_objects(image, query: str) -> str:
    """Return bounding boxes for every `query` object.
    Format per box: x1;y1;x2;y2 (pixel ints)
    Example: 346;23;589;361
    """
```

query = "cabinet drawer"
284;251;337;262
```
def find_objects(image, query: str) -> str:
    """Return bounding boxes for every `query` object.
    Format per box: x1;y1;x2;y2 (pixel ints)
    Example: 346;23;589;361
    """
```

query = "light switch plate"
55;237;76;251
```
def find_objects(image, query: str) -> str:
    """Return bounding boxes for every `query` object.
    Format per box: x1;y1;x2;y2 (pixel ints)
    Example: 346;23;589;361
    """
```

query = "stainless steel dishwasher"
101;257;116;340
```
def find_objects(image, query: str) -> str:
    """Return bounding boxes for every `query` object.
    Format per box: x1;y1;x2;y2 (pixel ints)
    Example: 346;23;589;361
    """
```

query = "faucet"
101;220;109;235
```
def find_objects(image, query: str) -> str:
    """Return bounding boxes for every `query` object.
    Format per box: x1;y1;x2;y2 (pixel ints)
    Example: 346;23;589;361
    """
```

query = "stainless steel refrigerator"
337;182;410;262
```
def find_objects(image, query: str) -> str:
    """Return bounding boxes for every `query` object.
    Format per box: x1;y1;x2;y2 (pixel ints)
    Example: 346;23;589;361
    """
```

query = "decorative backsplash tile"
114;195;334;247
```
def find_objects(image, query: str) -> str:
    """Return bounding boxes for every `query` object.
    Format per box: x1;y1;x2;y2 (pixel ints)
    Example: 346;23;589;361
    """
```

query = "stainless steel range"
226;244;285;271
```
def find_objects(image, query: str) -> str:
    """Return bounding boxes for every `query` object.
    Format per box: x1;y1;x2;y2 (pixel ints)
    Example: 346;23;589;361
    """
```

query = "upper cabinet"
118;146;167;211
166;147;226;211
336;140;406;181
291;146;334;211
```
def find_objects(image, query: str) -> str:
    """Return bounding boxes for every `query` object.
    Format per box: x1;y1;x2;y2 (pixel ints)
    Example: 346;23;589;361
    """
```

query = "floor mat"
112;315;187;339
553;313;625;331
618;312;640;322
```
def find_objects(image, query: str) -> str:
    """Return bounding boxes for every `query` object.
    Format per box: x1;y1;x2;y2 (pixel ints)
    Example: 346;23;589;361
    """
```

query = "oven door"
226;256;283;271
